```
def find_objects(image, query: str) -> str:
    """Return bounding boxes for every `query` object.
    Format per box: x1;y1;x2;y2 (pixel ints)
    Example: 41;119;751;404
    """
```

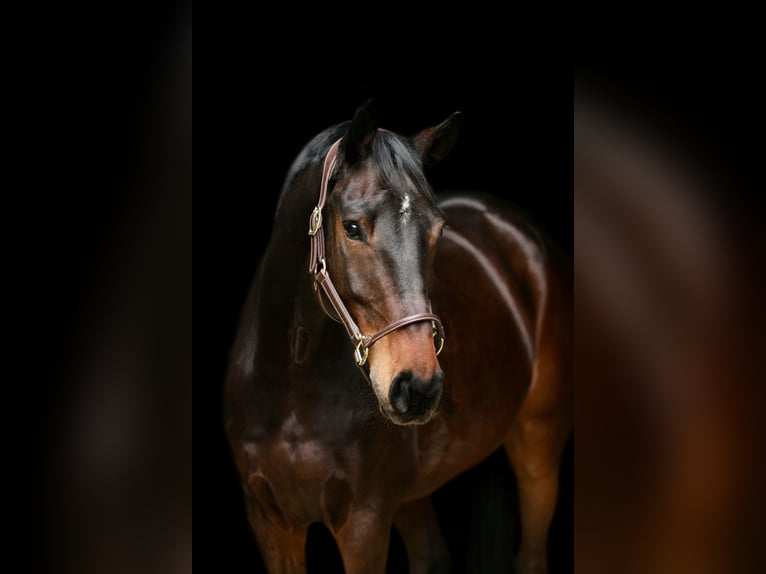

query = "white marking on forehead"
399;193;411;224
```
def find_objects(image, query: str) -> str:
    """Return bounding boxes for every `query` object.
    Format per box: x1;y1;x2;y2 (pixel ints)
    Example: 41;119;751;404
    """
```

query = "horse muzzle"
384;369;444;425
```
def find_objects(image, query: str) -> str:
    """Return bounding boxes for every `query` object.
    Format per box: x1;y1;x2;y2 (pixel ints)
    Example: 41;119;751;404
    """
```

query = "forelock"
369;131;434;202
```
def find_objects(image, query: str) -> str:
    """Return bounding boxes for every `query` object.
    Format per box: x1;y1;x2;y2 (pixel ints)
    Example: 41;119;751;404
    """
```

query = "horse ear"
341;100;378;166
411;111;463;166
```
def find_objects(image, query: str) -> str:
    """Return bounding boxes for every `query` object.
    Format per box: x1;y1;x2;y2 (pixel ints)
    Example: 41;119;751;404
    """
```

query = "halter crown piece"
307;138;445;374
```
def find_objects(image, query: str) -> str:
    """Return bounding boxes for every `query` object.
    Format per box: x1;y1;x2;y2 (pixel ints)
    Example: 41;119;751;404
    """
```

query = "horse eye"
343;221;363;241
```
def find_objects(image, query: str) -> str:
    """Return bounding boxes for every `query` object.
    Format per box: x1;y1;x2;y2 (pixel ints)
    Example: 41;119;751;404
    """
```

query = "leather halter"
308;138;445;373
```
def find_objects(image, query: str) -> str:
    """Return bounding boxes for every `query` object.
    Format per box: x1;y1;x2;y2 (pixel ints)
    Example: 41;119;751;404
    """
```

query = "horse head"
317;102;462;425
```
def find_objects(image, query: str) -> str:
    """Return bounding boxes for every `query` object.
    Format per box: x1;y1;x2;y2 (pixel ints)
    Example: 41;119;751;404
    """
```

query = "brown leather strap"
314;267;364;342
308;136;445;372
308;139;341;275
365;312;443;348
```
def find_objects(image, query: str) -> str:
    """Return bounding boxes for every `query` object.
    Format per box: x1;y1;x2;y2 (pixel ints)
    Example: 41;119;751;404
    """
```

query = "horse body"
225;108;571;574
408;194;571;500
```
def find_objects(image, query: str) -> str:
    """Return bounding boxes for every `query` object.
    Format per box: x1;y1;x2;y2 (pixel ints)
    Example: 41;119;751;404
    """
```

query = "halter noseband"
307;138;445;373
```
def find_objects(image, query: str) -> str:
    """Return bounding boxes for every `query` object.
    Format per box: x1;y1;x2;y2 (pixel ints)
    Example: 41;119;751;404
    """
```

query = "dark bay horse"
225;103;572;573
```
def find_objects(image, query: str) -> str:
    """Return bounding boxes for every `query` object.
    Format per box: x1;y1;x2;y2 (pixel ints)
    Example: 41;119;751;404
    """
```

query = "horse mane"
276;122;349;214
276;122;436;218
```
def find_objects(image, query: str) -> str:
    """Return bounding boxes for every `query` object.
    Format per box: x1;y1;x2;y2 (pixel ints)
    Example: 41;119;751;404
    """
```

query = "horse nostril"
389;371;413;414
389;370;443;416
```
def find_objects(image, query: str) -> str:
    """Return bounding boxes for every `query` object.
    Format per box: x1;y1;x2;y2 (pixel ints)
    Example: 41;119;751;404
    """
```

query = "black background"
199;65;573;573
200;55;766;571
196;44;765;574
11;7;766;571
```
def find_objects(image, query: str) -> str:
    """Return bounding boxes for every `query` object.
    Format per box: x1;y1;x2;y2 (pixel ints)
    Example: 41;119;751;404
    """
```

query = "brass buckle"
308;207;322;236
354;338;369;366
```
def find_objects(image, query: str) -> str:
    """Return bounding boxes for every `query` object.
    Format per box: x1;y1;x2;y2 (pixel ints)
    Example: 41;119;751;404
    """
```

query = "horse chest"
241;425;349;526
249;412;345;483
242;408;417;528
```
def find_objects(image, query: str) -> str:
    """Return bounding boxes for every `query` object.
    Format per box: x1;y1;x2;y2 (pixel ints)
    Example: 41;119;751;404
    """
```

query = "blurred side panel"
575;81;766;574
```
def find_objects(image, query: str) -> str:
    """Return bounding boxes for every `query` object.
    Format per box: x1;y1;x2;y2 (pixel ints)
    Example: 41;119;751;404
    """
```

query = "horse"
224;101;572;574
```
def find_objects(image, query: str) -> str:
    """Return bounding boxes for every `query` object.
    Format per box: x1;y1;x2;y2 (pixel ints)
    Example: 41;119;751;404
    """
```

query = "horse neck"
255;165;342;371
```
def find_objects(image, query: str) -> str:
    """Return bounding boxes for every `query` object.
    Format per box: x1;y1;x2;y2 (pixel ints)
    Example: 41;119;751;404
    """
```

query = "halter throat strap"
307;138;445;371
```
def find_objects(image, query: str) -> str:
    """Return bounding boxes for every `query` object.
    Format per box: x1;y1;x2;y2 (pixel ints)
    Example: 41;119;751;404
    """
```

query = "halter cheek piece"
308;138;446;374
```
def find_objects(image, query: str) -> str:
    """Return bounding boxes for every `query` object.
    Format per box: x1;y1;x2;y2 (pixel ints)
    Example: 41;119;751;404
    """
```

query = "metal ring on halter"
308;207;322;236
354;339;369;366
311;258;326;291
433;328;445;356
